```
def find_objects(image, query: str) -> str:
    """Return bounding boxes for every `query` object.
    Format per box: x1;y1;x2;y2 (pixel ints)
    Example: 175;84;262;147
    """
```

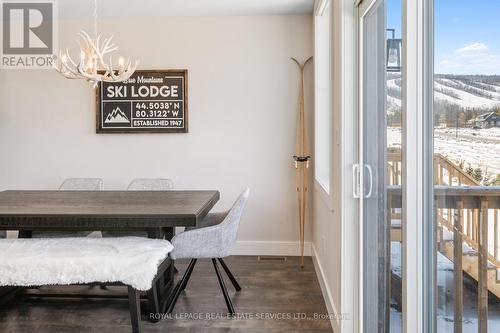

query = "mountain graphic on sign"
105;107;130;124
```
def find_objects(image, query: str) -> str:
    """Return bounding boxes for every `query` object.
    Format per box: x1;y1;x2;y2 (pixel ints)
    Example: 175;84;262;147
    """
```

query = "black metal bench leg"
217;258;241;291
166;258;197;314
128;286;142;333
212;258;235;314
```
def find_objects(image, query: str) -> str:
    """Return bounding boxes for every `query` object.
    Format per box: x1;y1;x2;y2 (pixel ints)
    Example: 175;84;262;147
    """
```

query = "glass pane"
434;1;500;331
362;0;402;331
314;2;331;192
386;1;402;331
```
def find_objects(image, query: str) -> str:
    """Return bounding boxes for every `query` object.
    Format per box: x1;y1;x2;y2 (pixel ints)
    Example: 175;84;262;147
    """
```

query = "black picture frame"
96;69;188;134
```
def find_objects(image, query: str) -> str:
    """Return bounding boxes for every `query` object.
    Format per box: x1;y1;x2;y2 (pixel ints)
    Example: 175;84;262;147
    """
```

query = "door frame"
330;0;359;332
401;0;434;332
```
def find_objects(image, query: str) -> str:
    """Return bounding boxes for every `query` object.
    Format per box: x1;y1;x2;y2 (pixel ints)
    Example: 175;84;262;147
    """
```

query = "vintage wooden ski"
291;56;312;268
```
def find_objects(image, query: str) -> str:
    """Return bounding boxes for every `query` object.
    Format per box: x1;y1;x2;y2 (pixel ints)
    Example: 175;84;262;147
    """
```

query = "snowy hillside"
387;74;500;109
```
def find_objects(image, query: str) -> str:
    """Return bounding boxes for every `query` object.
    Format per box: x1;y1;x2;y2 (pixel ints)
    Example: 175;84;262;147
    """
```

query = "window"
433;1;500;331
314;0;331;194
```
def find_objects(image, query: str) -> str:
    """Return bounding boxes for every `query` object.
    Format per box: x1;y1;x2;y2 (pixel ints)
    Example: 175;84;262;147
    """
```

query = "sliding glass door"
359;0;500;331
358;0;403;331
357;0;500;331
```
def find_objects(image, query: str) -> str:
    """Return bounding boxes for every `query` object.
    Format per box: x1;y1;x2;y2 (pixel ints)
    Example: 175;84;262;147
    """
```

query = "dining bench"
0;237;174;333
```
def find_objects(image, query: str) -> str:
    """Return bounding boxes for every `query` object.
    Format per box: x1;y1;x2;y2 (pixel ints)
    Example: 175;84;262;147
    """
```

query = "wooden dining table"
0;190;220;310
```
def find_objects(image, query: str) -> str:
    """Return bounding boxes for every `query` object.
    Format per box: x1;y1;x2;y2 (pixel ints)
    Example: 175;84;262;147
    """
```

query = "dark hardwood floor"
0;256;333;333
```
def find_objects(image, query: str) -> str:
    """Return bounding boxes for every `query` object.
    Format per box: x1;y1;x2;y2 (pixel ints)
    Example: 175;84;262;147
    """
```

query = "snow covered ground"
387;127;500;178
391;242;500;332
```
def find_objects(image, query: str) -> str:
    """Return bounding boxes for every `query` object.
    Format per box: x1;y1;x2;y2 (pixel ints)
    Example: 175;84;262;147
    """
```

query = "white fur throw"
0;237;173;291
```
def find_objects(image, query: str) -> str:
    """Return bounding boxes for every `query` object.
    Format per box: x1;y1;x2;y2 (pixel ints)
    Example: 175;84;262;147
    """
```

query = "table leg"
18;230;32;238
162;227;178;271
147;227;174;313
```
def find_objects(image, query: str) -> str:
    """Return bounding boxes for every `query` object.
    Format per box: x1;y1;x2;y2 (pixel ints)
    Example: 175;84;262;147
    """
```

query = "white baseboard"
312;244;339;332
231;240;312;256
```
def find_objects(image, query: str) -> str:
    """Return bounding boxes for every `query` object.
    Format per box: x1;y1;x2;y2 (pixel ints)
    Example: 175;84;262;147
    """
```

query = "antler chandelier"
53;0;138;86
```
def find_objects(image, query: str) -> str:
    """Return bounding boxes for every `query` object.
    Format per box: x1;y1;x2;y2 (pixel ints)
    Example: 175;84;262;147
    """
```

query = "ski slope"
387;75;500;109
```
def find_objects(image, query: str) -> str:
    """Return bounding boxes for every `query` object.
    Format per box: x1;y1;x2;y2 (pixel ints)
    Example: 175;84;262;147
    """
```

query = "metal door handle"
353;164;360;198
365;164;373;198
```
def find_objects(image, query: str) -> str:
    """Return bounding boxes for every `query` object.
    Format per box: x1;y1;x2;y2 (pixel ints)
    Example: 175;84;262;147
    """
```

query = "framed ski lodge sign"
96;70;188;133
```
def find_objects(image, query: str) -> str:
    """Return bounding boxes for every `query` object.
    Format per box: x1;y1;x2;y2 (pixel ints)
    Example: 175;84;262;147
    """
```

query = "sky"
387;0;500;75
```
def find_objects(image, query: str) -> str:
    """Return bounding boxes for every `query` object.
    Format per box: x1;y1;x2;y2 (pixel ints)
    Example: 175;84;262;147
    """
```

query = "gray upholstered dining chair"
59;178;103;191
32;178;103;238
127;178;174;191
102;178;174;238
166;188;250;315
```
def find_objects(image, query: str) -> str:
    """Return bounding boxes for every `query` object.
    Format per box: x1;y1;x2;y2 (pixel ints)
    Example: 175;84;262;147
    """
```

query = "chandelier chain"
93;0;98;39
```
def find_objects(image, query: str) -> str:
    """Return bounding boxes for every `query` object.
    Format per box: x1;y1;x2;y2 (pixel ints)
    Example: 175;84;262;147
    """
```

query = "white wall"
0;15;313;254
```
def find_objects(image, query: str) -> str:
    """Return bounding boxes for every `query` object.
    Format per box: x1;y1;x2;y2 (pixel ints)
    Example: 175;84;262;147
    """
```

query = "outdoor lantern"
386;29;402;72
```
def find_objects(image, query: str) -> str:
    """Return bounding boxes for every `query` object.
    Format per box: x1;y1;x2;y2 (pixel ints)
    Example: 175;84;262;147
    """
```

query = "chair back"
127;178;174;191
59;178;103;191
218;188;250;253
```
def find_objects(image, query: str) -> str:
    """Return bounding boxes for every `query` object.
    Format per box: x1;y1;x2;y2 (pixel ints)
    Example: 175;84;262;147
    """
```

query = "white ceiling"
58;0;315;19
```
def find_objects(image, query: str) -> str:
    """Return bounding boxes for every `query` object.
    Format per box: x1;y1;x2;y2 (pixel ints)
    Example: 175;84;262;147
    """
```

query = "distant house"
468;112;500;128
